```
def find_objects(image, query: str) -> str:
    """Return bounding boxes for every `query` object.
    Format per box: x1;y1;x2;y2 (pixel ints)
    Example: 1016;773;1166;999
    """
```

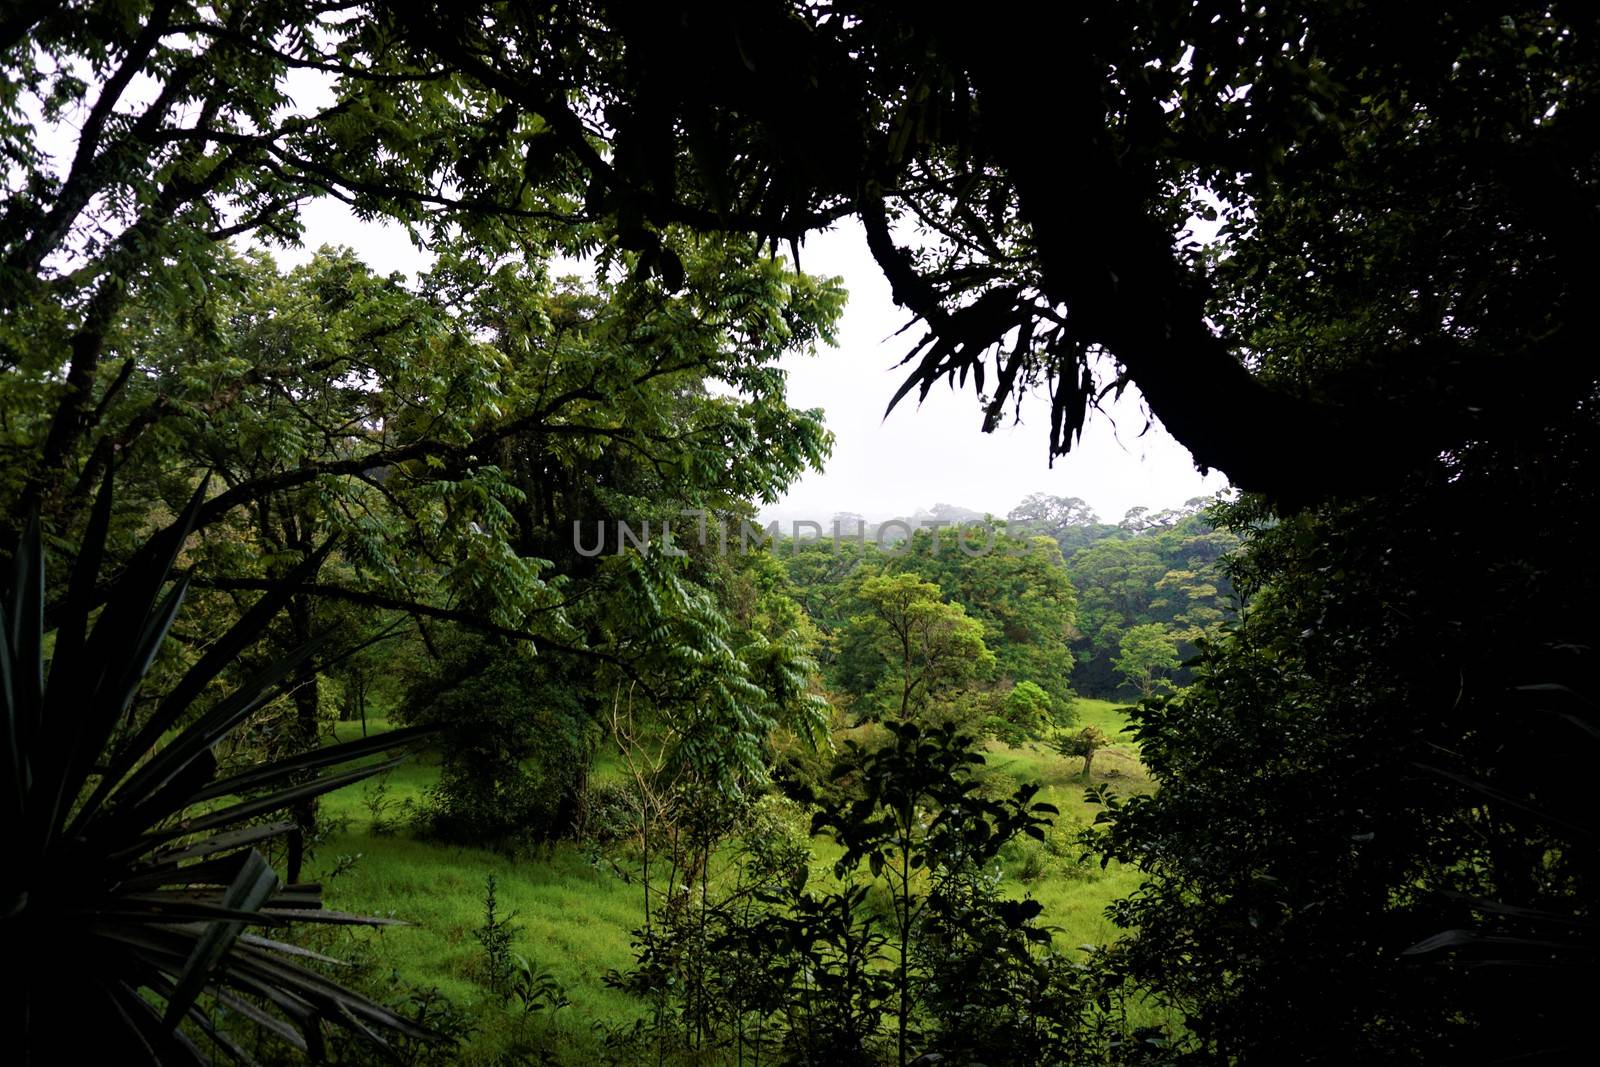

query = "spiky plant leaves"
0;475;439;1064
164;850;282;1025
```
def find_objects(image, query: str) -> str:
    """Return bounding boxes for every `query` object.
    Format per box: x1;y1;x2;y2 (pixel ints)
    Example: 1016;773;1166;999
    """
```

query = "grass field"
306;698;1156;1061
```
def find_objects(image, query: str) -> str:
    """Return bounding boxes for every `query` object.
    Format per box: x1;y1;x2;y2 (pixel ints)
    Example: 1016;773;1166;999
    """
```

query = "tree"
1006;494;1121;557
998;680;1054;748
1068;510;1237;694
328;629;393;735
1089;450;1600;1061
53;235;827;864
812;720;1056;1067
1055;724;1110;780
2;215;843;850
10;6;1600;1059
1068;7;1600;1051
386;3;1599;496
894;527;1079;720
845;573;994;722
399;631;592;846
783;525;1077;739
1010;494;1099;532
1114;623;1180;700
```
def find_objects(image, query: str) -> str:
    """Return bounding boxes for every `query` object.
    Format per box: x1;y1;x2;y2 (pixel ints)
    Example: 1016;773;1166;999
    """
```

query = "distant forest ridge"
771;493;1240;700
763;493;1226;547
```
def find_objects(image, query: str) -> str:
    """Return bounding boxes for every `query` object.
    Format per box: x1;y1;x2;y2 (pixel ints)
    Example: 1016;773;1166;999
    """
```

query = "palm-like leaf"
1;476;438;1064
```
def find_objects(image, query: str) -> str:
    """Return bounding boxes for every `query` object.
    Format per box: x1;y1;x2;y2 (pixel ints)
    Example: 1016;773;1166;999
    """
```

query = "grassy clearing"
311;728;643;1058
305;699;1155;1060
985;698;1154;948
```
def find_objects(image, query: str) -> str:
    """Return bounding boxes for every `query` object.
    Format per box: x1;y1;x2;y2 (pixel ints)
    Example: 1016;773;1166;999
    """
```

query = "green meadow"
304;699;1157;1061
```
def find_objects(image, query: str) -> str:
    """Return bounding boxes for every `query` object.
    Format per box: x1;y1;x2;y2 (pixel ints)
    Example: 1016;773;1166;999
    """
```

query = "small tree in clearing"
1055;724;1110;779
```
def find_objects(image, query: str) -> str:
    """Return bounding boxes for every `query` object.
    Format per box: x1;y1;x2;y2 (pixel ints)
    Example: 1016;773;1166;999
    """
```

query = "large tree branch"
20;114;257;526
950;26;1455;499
395;5;855;240
191;577;540;641
5;0;182;276
188;576;661;699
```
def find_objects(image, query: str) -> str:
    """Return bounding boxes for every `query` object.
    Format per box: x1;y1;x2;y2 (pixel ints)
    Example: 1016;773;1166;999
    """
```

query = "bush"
740;791;808;838
768;726;833;805
398;632;595;846
1012;838;1050;883
973;768;1021;804
0;487;437;1060
330;981;477;1066
578;781;643;843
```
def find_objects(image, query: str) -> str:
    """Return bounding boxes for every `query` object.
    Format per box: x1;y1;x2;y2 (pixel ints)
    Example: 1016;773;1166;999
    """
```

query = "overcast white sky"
278;200;1226;526
771;226;1226;524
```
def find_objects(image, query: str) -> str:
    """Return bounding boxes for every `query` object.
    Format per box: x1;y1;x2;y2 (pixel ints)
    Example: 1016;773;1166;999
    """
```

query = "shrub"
0;482;437;1060
768;726;832;805
1013;839;1050;883
578;781;643;843
973;768;1022;804
399;633;594;847
473;874;520;996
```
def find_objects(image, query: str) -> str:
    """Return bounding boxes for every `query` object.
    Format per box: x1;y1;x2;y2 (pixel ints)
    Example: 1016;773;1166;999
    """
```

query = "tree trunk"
285;595;319;884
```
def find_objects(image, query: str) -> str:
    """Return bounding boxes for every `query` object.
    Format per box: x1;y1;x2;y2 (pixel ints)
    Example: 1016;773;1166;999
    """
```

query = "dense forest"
5;2;1599;1065
777;496;1238;708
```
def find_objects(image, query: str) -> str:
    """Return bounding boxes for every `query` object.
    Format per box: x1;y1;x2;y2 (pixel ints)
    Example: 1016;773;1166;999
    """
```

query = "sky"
768;225;1226;525
279;200;1226;528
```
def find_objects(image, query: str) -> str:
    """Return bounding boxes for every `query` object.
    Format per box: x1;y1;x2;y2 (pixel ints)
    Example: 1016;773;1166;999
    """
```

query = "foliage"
0;480;437;1061
915;861;1108;1066
434;0;1585;493
400;631;591;847
601;720;1144;1066
812;720;1058;1065
7;0;1594;497
996;679;1054;746
361;770;405;838
604;792;818;1062
786;525;1082;729
1007;495;1124;556
1055;7;1600;1059
1055;725;1112;780
1090;427;1600;1061
842;573;994;723
1112;625;1181;700
11;5;1600;1062
467;872;571;1051
328;982;479;1067
577;781;643;845
474;874;519;997
1064;506;1236;694
5;142;843;865
892;526;1080;719
507;954;572;1022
